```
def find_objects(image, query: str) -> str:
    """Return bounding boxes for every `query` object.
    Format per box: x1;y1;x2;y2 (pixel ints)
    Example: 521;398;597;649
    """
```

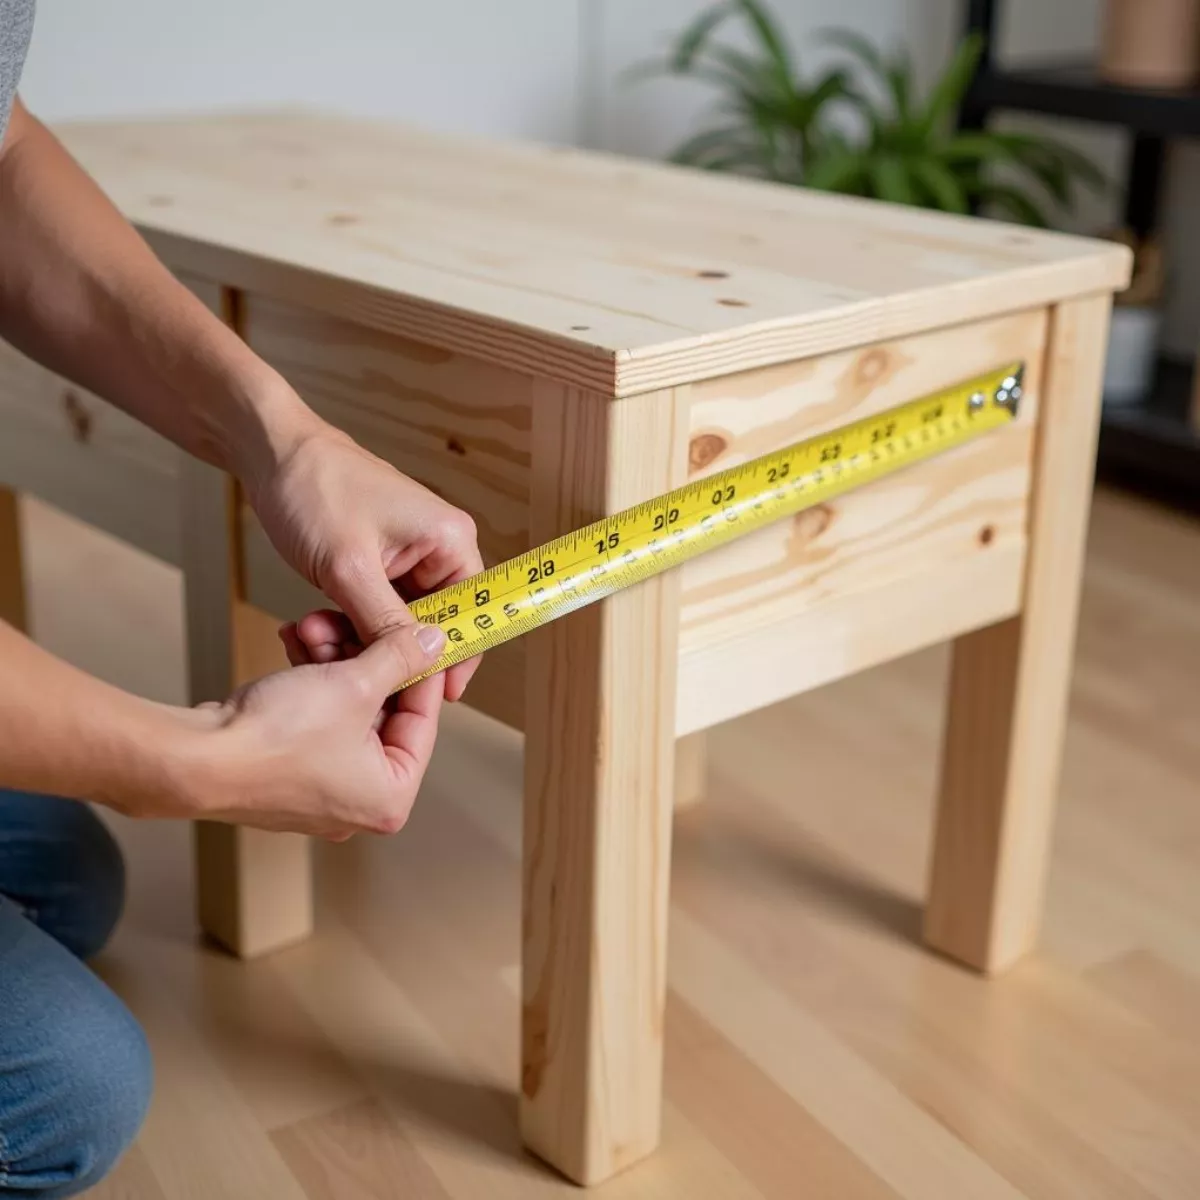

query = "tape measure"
402;362;1025;688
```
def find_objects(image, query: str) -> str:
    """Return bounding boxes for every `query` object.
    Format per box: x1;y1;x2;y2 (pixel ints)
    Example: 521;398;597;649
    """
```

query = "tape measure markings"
402;362;1024;688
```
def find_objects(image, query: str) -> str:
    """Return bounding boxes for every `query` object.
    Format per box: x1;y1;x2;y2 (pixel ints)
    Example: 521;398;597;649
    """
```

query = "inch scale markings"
400;362;1025;690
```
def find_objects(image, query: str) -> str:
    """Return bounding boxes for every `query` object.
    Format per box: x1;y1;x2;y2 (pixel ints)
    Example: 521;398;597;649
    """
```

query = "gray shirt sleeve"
0;0;36;146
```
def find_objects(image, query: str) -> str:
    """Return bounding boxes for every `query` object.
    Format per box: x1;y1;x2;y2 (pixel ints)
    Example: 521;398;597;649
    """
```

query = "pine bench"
0;113;1130;1186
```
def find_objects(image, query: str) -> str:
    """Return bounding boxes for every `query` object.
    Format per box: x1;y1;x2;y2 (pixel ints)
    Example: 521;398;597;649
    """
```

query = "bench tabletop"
58;111;1130;395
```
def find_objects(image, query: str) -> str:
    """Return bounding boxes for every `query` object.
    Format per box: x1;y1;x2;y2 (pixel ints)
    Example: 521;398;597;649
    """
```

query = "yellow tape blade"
400;362;1024;688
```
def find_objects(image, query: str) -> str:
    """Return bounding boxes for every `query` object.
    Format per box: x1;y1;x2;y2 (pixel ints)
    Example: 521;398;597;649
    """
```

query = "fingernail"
416;624;445;655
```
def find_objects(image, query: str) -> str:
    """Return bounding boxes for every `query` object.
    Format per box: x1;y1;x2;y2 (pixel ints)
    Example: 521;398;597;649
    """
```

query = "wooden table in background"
0;113;1129;1186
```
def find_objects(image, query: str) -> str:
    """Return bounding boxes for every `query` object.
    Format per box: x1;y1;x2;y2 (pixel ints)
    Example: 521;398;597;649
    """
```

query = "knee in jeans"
0;792;129;960
47;801;127;961
6;985;153;1197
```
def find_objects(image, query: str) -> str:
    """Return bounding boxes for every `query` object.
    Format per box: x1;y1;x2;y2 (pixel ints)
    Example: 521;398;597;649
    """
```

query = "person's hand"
244;416;483;701
179;622;449;840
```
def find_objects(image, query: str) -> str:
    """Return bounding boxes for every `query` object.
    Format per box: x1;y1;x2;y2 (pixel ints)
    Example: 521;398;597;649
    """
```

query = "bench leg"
674;733;708;812
521;384;683;1185
0;486;27;632
181;453;313;959
925;295;1110;974
176;277;312;960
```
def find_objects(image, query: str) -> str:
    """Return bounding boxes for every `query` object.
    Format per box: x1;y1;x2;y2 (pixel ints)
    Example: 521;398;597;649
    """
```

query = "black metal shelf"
1097;357;1200;513
962;0;1200;515
971;60;1200;138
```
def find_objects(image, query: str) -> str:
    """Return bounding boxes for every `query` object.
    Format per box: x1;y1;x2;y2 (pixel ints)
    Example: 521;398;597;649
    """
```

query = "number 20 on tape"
400;362;1025;689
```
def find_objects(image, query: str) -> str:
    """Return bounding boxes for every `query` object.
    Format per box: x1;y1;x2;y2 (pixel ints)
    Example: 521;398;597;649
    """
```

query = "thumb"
326;558;413;645
347;621;447;703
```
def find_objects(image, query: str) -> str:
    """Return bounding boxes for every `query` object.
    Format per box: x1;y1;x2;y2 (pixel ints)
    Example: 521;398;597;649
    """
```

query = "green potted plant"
630;0;1105;227
625;1;852;183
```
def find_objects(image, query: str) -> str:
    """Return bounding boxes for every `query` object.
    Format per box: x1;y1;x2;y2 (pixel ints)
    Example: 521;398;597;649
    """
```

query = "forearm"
0;100;320;487
0;620;205;816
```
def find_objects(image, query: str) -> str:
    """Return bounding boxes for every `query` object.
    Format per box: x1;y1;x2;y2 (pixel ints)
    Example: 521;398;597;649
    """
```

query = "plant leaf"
869;155;919;205
945;131;1104;188
1009;145;1071;205
733;0;795;84
672;2;736;71
942;128;1107;213
910;157;969;213
670;126;760;165
995;131;1108;192
975;182;1051;227
803;148;867;193
634;58;773;101
621;56;759;98
917;33;983;138
704;45;791;105
695;148;777;175
887;49;914;122
817;27;887;80
836;83;888;148
942;131;1017;165
807;68;853;110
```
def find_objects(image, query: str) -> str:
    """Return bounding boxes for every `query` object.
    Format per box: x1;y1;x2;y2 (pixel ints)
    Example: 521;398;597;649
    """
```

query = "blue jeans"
0;791;152;1197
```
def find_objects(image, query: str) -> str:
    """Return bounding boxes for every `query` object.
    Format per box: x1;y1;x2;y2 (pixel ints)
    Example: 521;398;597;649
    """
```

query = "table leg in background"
0;485;27;632
925;294;1110;974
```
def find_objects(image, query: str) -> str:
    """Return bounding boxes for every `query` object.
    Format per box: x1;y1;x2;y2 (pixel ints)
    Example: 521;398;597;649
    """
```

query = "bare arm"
0;99;484;828
0;99;483;685
0;620;194;814
0;99;308;484
0;606;448;838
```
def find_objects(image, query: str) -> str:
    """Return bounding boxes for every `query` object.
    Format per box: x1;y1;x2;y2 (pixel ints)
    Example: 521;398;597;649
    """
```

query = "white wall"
19;0;583;144
18;0;1198;355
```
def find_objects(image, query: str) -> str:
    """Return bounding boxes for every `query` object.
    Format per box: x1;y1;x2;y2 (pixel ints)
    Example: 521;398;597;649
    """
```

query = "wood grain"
94;935;309;1200
184;464;314;960
234;293;531;730
520;382;685;1184
1086;949;1200;1044
676;309;1045;731
926;293;1112;974
664;993;902;1199
677;542;1024;736
20;480;1200;1200
179;275;313;960
142;923;367;1135
55;113;1129;397
236;305;1048;739
669;911;1027;1199
241;293;532;567
0;337;181;564
0;485;26;632
83;1146;167;1200
666;721;1187;1200
273;1098;452;1200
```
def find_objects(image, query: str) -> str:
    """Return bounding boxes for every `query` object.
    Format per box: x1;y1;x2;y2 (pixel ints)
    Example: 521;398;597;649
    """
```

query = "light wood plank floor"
16;487;1200;1200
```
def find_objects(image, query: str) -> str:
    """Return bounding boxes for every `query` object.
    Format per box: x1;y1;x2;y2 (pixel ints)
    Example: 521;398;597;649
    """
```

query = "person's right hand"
184;620;447;840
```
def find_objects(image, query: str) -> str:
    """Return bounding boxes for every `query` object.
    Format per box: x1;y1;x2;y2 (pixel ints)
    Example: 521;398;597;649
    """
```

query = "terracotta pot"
1100;0;1200;88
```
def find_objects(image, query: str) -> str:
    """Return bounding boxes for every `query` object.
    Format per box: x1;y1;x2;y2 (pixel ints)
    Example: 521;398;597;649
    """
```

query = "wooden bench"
0;112;1129;1186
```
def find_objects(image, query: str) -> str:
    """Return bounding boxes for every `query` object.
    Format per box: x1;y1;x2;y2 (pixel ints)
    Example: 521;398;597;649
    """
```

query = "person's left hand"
245;420;484;701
